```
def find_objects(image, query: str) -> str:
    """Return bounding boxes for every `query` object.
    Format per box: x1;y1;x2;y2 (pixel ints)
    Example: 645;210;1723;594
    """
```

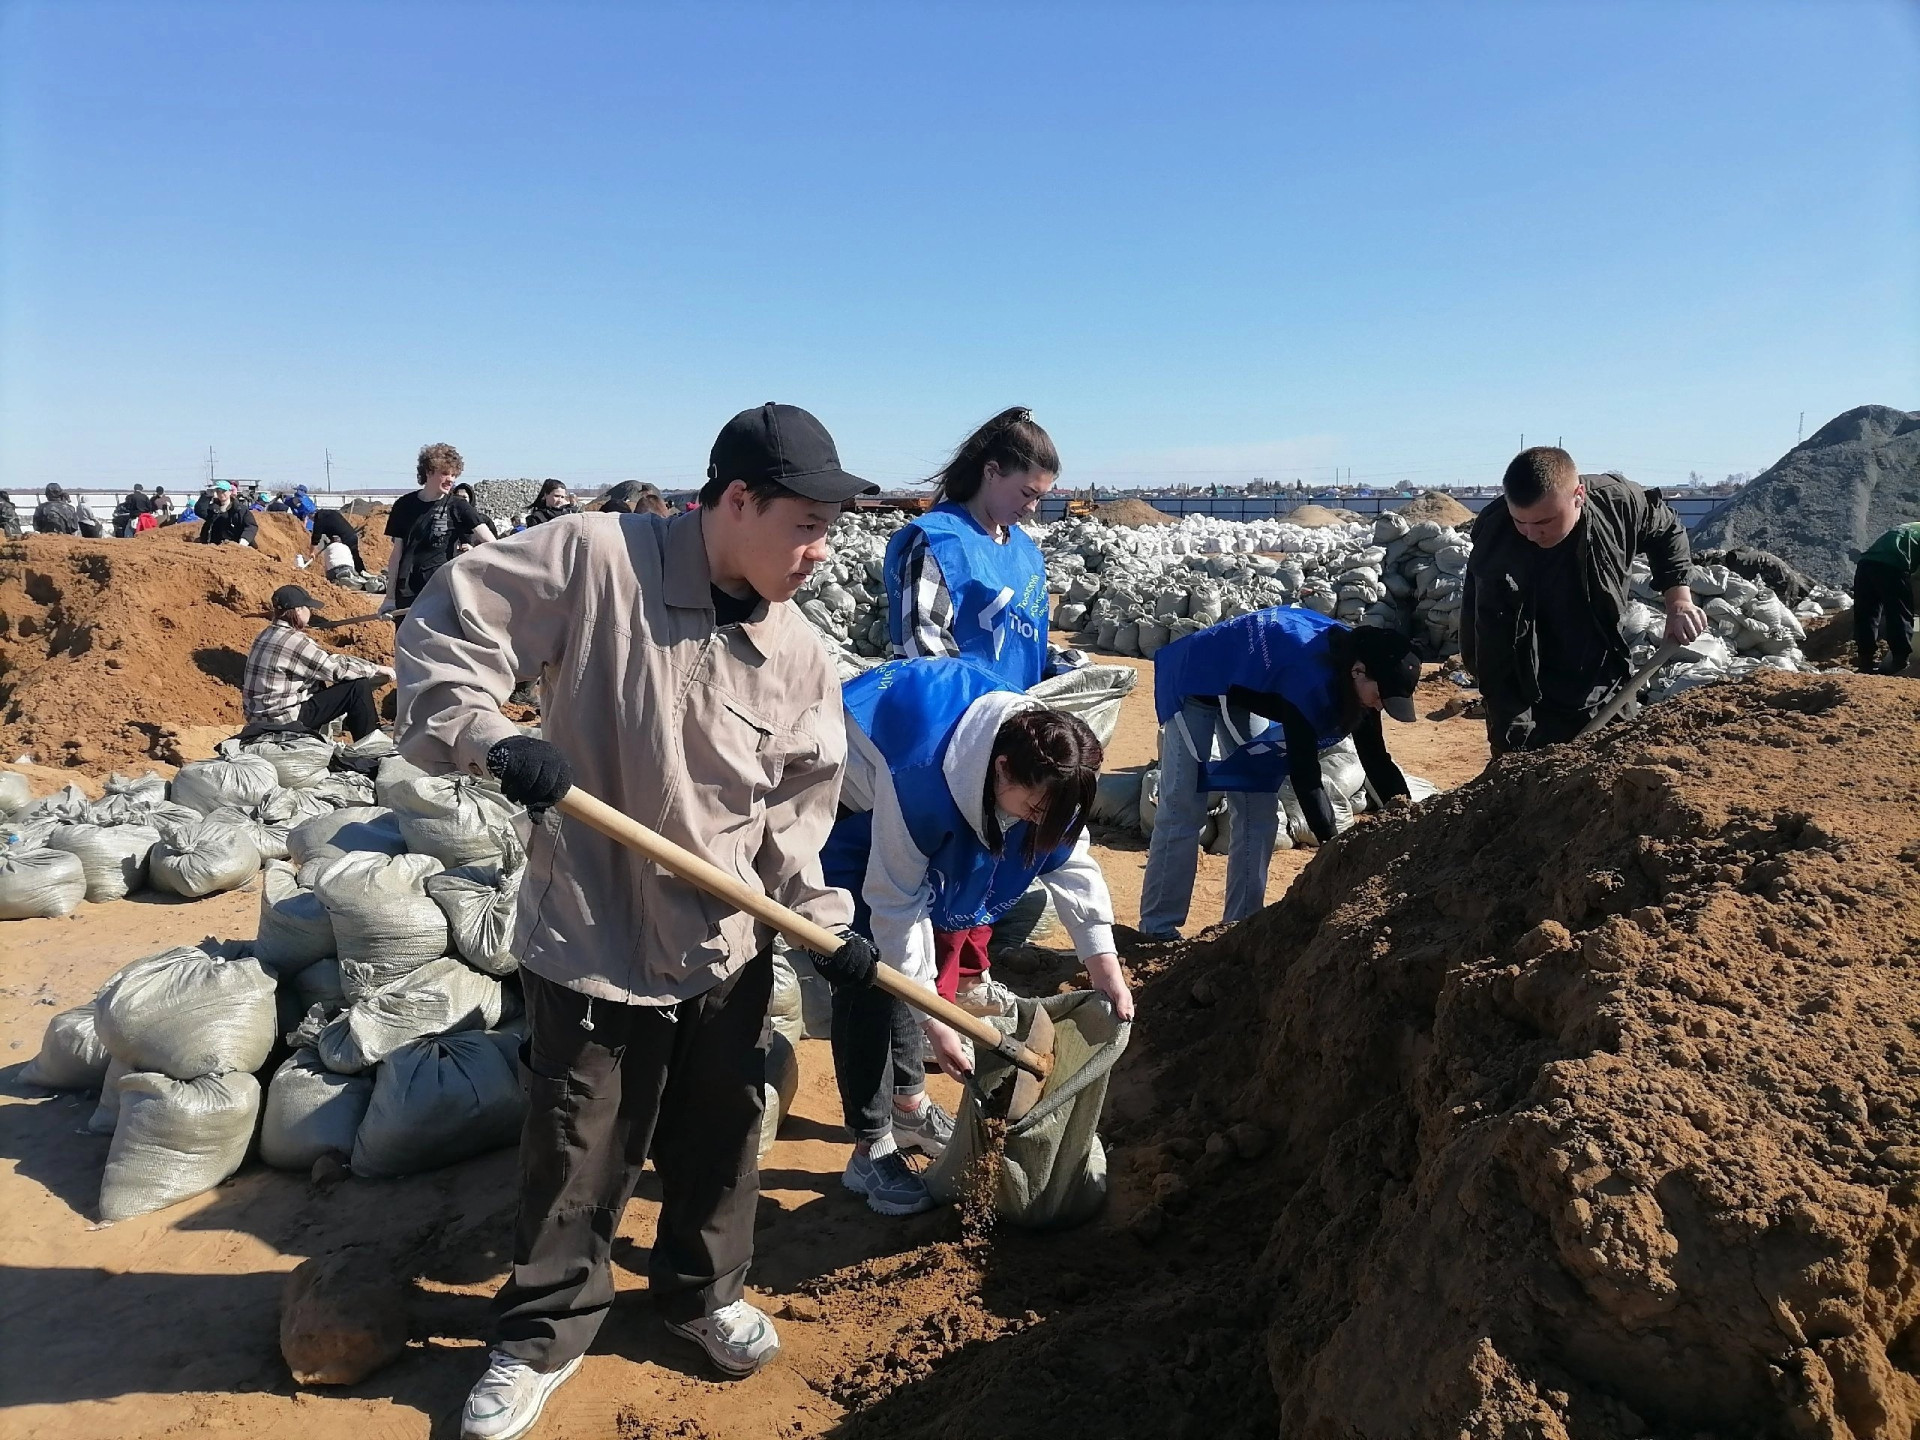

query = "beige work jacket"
394;509;852;1004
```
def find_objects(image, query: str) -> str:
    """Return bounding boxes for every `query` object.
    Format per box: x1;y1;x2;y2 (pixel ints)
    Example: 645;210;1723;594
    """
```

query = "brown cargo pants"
493;954;772;1369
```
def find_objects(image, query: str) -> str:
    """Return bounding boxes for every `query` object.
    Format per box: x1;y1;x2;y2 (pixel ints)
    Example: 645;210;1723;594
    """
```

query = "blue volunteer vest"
884;502;1049;688
820;657;1075;932
1153;606;1352;794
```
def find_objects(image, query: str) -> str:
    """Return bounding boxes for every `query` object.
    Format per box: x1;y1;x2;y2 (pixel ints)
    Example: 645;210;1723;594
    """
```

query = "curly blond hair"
416;442;465;484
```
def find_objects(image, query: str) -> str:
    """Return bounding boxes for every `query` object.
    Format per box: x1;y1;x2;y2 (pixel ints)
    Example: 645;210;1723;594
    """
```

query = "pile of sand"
1092;498;1180;527
828;671;1920;1438
1284;502;1364;527
1393;488;1477;527
1693;404;1920;586
0;532;393;771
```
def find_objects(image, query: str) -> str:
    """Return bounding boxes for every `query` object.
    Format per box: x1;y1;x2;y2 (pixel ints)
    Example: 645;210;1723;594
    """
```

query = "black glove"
486;736;574;816
808;930;879;988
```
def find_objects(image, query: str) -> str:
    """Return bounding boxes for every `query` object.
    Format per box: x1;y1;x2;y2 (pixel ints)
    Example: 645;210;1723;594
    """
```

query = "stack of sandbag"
1621;558;1827;702
148;814;263;898
169;740;281;816
90;947;277;1221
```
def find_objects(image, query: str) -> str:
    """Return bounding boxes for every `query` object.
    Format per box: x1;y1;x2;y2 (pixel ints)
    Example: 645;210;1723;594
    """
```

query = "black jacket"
197;505;259;546
33;500;81;535
1463;472;1690;749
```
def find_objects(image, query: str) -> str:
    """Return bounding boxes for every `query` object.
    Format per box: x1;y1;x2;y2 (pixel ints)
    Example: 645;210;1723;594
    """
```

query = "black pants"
828;984;926;1146
495;959;773;1370
1853;559;1915;674
298;676;380;741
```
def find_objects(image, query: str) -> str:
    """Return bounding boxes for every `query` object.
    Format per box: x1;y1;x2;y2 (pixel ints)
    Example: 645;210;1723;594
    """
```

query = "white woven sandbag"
290;957;346;1017
311;850;448;975
372;752;429;806
20;1002;112;1089
260;1047;374;1171
349;1030;525;1177
95;947;278;1080
287;806;406;870
0;846;88;918
18;783;92;826
767;951;804;1050
314;957;504;1075
255;859;336;975
423;833;525;976
98;1071;260;1222
304;772;376;809
240;731;336;789
1026;665;1138;747
46;821;162;902
102;771;169;805
168;745;280;815
0;770;30;815
756;1029;800;1166
383;774;519;867
88;1056;131;1134
1090;772;1143;829
147;815;262;897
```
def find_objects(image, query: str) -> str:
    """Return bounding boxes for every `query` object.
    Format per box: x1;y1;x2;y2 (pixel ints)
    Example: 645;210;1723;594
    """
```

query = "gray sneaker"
954;975;1018;1018
664;1299;780;1378
843;1147;936;1216
891;1098;956;1158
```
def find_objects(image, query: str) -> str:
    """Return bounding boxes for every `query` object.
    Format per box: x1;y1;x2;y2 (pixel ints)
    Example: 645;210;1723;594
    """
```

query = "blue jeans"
1138;699;1282;938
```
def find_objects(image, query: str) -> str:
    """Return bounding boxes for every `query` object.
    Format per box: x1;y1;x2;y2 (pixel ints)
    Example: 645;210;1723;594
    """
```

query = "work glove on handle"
808;930;879;988
486;736;574;817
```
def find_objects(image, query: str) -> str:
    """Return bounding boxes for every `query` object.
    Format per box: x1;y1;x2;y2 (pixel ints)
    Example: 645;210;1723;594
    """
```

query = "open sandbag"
94;947;278;1080
310;851;448;978
424;834;525;976
926;991;1130;1228
288;806;406;870
383;774;519;867
260;1048;374;1170
168;743;280;816
1026;665;1139;747
314;957;504;1074
88;1056;131;1134
349;1029;526;1177
304;772;377;809
46;820;162;902
255;860;336;975
148;815;262;897
0;845;89;918
20;1002;112;1089
241;732;336;789
18;783;92;826
101;771;169;806
98;1071;260;1222
0;770;31;815
757;1029;800;1166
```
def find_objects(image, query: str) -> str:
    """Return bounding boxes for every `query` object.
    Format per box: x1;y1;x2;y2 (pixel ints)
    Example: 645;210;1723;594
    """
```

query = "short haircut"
696;471;808;511
1501;447;1579;508
417;443;465;484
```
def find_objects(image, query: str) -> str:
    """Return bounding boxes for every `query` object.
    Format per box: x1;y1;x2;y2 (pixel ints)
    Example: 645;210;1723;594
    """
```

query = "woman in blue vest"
883;408;1060;1013
820;656;1130;1216
1138;608;1423;941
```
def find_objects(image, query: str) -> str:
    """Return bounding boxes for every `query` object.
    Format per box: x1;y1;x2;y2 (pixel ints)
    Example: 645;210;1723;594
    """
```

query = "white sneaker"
954;975;1018;1018
891;1096;956;1158
664;1299;780;1377
461;1350;582;1440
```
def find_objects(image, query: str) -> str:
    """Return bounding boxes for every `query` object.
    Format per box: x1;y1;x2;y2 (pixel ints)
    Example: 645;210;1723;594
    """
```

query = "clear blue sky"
2;0;1915;496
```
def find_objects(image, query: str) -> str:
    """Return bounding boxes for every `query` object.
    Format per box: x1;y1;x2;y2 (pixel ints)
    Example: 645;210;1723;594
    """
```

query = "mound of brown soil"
1093;499;1180;527
829;671;1920;1439
134;507;395;573
1394;488;1477;527
1285;503;1365;527
0;534;393;771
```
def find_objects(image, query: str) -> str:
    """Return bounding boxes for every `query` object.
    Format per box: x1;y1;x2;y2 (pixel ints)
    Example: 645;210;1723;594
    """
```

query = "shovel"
1577;636;1709;738
552;786;1057;1118
311;607;407;631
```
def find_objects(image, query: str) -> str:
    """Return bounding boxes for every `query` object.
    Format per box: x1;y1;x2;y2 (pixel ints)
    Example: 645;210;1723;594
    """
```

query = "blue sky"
2;0;1915;495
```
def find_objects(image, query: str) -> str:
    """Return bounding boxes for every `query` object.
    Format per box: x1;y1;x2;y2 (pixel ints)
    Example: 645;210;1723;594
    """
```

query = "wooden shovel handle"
553;787;1051;1079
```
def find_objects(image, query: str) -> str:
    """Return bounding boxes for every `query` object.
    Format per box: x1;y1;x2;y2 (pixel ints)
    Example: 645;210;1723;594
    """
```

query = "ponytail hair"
982;707;1103;864
931;407;1060;505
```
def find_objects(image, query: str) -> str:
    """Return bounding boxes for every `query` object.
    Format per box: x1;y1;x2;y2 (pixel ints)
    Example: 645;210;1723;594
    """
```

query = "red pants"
932;925;992;1002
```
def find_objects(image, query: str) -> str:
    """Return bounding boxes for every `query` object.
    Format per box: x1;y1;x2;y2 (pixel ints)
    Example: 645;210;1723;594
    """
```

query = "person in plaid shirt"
241;584;394;742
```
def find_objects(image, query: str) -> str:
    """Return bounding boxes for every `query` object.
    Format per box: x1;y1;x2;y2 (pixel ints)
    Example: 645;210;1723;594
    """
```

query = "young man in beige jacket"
395;404;881;1440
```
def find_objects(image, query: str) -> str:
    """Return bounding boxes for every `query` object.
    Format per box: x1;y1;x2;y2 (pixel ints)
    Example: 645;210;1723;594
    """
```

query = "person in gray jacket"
1464;447;1707;754
397;403;878;1440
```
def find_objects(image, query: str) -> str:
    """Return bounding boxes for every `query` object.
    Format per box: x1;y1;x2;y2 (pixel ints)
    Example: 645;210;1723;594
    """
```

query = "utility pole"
325;449;333;492
207;447;215;483
1798;412;1805;445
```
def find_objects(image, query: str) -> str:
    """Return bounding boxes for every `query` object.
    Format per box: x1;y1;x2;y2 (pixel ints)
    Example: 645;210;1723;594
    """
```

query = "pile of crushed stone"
807;670;1920;1440
0;533;393;771
1694;404;1920;587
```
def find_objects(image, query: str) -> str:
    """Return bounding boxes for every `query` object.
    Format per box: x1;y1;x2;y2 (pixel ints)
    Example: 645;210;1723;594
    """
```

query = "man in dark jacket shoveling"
1464;446;1708;754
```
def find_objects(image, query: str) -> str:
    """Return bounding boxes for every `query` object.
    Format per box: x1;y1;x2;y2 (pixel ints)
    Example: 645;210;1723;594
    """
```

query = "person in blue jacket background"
819;656;1130;1217
1139;608;1422;940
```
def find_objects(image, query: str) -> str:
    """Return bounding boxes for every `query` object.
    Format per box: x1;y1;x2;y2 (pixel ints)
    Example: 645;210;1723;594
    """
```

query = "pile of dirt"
1693;405;1920;586
0;534;393;771
1284;503;1365;527
1092;498;1180;527
1393;488;1477;527
135;507;395;574
826;670;1920;1439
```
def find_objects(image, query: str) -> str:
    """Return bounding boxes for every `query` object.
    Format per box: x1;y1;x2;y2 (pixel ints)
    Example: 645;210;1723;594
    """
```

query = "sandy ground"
0;663;1491;1439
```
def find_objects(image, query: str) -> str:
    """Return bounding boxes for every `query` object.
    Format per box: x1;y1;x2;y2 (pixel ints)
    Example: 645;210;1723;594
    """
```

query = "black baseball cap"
708;403;878;504
271;584;323;613
1349;626;1421;722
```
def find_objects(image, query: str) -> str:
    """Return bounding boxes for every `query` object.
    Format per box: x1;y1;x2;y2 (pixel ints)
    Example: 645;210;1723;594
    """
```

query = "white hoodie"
840;690;1117;988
